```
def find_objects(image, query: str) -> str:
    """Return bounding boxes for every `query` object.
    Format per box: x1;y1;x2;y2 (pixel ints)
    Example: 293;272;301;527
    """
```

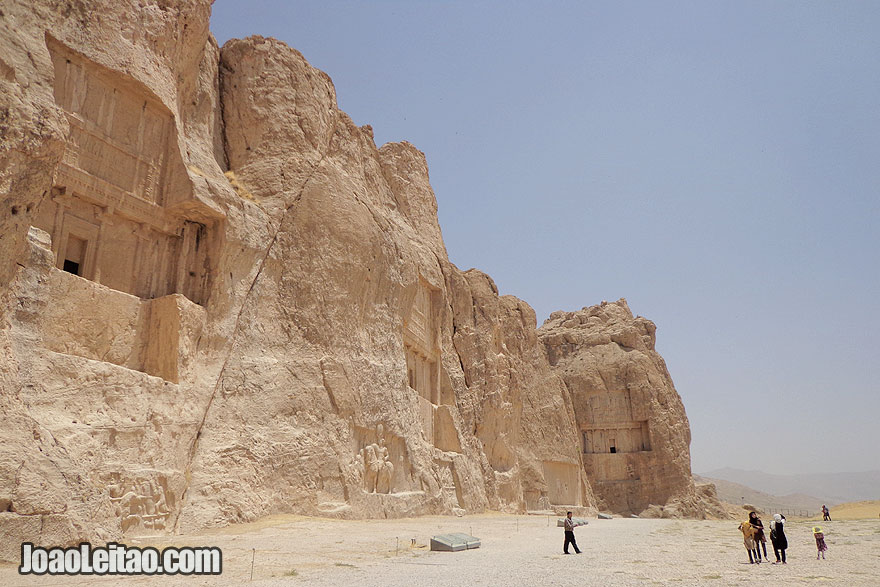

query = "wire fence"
771;508;814;518
741;505;816;518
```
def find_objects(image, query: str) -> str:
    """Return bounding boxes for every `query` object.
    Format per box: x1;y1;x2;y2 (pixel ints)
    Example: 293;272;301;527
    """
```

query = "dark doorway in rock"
63;259;80;275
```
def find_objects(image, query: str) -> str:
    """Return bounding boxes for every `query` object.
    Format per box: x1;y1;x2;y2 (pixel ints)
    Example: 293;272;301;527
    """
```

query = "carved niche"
360;424;395;494
353;424;412;495
541;461;582;507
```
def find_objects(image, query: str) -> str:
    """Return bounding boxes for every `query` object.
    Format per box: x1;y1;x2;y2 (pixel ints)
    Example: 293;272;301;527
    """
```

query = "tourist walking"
822;504;831;521
749;511;768;562
770;513;787;564
563;511;582;554
813;526;828;559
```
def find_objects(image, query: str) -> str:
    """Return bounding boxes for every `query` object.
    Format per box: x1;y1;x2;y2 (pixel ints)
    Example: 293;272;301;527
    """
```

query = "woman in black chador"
770;513;788;564
749;511;768;562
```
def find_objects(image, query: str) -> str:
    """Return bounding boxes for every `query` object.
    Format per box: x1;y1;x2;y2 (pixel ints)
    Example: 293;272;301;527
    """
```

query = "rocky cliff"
0;1;713;560
539;300;721;517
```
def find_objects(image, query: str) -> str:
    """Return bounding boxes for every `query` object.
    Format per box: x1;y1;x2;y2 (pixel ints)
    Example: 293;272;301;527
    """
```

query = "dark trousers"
773;545;786;562
564;530;580;554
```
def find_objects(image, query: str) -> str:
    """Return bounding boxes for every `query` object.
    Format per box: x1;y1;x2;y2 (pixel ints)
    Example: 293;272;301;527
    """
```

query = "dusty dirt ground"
3;513;879;586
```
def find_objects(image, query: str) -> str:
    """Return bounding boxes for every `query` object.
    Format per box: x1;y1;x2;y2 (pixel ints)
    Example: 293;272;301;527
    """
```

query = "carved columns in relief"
49;188;69;255
91;206;114;284
131;223;151;297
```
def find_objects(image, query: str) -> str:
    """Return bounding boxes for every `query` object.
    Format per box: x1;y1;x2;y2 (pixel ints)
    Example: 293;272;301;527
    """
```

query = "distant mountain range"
698;468;880;506
694;475;826;513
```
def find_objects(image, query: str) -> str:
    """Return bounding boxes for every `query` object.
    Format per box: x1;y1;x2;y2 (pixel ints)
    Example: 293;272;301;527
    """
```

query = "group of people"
738;511;788;564
738;510;829;564
559;509;829;563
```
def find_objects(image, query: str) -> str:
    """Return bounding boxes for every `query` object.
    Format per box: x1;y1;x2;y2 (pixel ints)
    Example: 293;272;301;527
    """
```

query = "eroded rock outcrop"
0;1;713;560
447;269;593;512
539;299;719;517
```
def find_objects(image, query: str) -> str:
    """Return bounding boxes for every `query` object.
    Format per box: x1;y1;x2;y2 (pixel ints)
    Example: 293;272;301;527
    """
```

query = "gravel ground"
3;513;879;586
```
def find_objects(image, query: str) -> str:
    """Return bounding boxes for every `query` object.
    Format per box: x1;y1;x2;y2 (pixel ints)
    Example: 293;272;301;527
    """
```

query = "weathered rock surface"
177;35;590;530
0;1;715;560
0;0;226;562
539;300;722;517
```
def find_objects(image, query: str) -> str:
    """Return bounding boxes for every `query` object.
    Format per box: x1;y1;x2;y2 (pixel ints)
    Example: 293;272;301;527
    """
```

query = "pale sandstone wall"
176;36;592;529
0;0;235;561
0;1;713;560
446;269;593;511
538;299;717;517
0;2;68;286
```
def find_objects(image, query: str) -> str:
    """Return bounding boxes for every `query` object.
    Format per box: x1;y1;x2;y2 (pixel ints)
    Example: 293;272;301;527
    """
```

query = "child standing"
813;526;828;559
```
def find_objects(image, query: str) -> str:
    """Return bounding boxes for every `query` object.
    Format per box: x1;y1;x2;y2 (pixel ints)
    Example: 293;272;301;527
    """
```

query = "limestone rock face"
0;1;711;560
538;299;709;517
0;0;236;562
0;2;67;287
176;36;591;529
447;269;593;511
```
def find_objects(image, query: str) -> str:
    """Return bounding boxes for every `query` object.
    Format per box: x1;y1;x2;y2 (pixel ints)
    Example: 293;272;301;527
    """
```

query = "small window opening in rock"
188;271;196;277
11;205;19;215
63;259;80;275
610;446;616;454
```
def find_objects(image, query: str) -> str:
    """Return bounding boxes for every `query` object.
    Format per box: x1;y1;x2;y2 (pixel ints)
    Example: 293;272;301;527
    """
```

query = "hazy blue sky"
210;1;880;476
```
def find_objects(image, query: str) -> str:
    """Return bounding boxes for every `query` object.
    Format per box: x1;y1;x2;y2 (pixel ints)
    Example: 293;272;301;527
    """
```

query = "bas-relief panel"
585;389;634;425
585;453;641;482
351;422;465;505
353;424;412;495
433;458;464;509
102;472;176;534
404;284;434;351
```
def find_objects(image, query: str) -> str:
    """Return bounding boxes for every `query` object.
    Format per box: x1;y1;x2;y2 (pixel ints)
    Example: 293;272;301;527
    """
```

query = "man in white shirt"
563;511;582;554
